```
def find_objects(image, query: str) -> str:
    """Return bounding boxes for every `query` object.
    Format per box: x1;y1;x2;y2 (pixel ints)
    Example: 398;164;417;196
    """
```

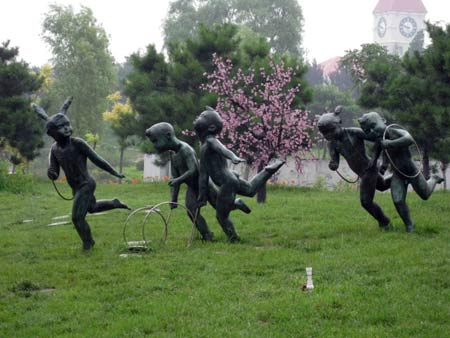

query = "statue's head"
317;106;343;141
358;111;386;141
145;122;175;153
193;106;223;138
33;97;73;142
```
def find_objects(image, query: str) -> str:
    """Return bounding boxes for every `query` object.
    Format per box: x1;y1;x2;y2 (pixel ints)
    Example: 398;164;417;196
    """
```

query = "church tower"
373;0;427;56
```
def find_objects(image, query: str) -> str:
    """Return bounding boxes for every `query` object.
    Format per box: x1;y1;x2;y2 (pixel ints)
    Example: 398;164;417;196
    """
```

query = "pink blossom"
202;54;315;171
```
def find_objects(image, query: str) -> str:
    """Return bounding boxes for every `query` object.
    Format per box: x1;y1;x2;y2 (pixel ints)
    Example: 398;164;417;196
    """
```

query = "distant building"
373;0;427;56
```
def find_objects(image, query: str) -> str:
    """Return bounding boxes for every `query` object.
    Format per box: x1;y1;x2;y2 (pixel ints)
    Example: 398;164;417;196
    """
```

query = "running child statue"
318;106;392;229
194;107;284;242
358;111;443;232
34;97;129;250
145;122;252;242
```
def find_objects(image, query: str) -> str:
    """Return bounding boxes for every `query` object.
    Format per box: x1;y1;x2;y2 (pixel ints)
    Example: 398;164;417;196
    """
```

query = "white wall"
144;154;450;190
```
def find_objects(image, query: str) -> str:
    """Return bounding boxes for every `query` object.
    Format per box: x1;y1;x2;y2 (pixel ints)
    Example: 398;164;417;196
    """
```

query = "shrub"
0;160;34;193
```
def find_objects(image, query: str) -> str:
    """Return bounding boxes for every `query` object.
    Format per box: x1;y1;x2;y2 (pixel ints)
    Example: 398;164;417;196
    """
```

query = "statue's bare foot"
379;220;393;231
432;174;444;184
265;159;285;175
83;239;95;250
235;198;251;214
228;235;241;243
113;198;131;210
201;232;214;242
405;222;415;233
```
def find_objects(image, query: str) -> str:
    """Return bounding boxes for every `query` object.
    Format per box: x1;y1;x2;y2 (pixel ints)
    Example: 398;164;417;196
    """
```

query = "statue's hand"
47;170;58;181
169;202;178;210
196;198;207;209
366;158;378;172
328;161;338;171
381;140;391;149
232;157;245;165
169;178;180;187
116;173;125;179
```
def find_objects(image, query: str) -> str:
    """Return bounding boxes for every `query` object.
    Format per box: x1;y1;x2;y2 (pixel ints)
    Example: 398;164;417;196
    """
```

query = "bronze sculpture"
358;112;443;232
194;107;284;242
34;97;129;250
318;107;392;229
145;122;251;242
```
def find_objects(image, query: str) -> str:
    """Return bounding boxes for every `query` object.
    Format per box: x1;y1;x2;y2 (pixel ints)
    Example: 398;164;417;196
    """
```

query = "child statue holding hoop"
34;97;129;250
358;112;443;232
318;106;392;230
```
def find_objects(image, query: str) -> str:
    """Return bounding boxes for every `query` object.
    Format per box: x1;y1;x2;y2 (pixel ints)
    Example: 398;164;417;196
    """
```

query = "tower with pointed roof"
373;0;427;56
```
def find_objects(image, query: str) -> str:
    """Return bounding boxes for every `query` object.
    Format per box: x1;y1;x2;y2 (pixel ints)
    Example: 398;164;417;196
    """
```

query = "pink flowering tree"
203;53;315;202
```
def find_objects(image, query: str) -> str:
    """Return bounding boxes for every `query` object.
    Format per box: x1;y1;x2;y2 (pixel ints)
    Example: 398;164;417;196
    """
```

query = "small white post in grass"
305;267;314;290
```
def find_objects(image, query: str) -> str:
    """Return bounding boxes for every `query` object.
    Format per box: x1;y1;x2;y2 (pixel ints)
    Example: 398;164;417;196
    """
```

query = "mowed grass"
1;179;450;338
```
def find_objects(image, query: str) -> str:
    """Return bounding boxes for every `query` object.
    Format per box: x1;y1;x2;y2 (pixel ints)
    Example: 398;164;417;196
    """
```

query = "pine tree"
0;41;43;168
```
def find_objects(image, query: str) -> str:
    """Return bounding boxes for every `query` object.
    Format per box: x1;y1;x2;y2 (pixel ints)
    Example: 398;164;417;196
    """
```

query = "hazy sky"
1;0;450;67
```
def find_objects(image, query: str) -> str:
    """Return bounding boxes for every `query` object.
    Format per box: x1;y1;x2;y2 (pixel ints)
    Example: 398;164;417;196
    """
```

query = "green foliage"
0;41;44;163
305;59;324;86
163;0;304;56
312;175;328;191
328;66;357;97
407;29;425;54
341;24;450;177
340;43;402;109
103;92;139;174
0;159;34;193
1;181;450;336
308;85;360;127
42;4;115;137
126;23;312;141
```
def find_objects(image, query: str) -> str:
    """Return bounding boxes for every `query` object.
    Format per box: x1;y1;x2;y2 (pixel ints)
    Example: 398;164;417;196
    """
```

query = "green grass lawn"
1;179;449;337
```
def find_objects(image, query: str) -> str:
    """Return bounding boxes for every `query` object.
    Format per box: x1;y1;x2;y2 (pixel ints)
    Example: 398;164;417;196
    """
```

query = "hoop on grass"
122;201;199;252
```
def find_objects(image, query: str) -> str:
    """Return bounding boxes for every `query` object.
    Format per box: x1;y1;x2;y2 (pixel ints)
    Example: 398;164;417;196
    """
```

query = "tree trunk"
256;182;267;203
119;147;124;184
322;139;327;159
256;163;267;203
422;147;430;179
442;162;448;190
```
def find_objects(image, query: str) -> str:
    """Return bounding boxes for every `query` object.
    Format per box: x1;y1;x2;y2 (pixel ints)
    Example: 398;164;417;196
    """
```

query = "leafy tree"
305;59;324;86
103;92;138;178
396;22;450;179
341;27;450;179
126;23;310;146
85;132;100;150
124;24;242;137
0;41;43;169
408;29;425;54
308;85;359;127
328;66;356;97
340;43;401;98
163;0;304;56
204;54;314;202
42;4;115;137
307;84;360;159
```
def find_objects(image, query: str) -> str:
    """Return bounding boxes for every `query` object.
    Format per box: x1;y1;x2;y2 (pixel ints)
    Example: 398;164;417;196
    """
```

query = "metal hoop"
52;180;74;201
382;124;422;179
122;201;199;251
122;205;167;251
336;170;359;184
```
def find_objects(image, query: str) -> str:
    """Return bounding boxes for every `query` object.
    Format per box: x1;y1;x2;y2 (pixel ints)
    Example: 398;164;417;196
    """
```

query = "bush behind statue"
0;160;34;193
